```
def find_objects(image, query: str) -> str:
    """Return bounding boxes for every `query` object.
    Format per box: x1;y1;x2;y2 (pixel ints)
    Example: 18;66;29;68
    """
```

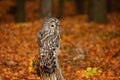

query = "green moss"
84;67;102;78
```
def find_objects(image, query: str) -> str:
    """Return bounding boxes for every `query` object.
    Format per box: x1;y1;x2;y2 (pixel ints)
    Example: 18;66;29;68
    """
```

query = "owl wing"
37;30;45;48
37;30;60;54
37;31;60;74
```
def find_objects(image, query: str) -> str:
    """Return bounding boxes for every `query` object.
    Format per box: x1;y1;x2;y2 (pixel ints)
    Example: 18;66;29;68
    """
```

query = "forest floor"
0;0;120;80
0;15;120;80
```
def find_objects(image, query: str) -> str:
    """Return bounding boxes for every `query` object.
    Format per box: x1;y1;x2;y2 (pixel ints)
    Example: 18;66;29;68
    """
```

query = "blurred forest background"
0;0;120;23
0;0;120;80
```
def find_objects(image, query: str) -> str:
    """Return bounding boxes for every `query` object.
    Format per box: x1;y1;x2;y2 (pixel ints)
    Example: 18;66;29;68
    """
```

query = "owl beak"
54;28;57;32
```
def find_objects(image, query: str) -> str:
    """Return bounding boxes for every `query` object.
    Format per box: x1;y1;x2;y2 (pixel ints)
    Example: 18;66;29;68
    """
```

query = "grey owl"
36;18;64;80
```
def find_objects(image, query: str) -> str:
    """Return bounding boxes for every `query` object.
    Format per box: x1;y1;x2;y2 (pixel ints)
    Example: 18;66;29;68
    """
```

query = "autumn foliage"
0;0;120;80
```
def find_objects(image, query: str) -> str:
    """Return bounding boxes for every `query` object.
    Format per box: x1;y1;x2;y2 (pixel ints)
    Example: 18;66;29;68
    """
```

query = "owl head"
41;18;60;35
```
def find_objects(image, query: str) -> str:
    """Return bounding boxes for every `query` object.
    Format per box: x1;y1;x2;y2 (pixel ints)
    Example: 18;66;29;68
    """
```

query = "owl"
34;18;64;80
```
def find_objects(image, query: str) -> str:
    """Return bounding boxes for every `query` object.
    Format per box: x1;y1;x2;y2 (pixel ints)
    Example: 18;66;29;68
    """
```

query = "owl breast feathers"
37;18;60;74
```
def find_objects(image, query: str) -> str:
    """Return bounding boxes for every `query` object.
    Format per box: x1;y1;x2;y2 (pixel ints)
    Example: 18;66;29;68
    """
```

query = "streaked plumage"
34;18;64;80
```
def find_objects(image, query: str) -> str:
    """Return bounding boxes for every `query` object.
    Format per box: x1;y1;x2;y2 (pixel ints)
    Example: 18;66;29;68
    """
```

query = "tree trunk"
107;0;112;13
75;0;84;14
88;0;107;23
16;0;25;22
58;0;64;18
33;56;64;80
40;0;53;18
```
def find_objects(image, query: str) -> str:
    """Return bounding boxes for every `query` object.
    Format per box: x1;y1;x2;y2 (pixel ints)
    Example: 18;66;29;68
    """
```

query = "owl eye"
51;25;54;27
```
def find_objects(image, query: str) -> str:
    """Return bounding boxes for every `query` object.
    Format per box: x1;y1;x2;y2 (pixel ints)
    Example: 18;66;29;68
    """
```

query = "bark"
75;0;84;14
40;0;53;18
33;57;64;80
88;0;107;23
58;0;64;18
16;0;25;22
